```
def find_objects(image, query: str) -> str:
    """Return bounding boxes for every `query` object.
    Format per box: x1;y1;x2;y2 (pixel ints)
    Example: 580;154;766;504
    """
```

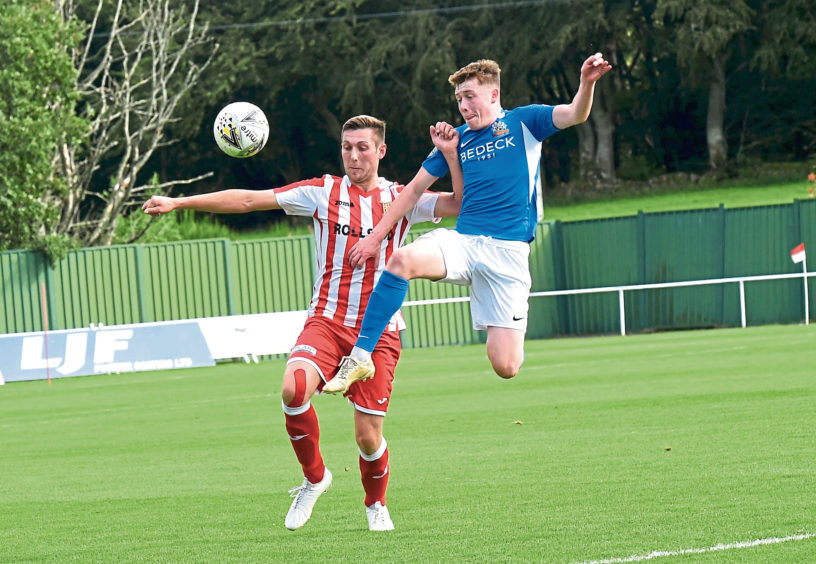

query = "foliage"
3;1;816;248
0;1;85;258
52;0;216;248
656;0;754;80
160;0;815;217
751;0;816;76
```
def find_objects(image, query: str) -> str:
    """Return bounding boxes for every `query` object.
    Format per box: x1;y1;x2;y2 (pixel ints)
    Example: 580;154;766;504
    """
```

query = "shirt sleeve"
516;104;559;140
421;146;450;179
272;176;328;217
405;192;441;225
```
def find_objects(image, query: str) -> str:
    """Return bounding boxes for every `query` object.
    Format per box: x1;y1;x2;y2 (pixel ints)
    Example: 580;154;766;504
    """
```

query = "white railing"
404;271;815;336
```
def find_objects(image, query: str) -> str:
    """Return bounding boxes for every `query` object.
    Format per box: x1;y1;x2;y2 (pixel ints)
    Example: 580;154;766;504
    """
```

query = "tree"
739;0;816;161
449;0;625;185
51;0;217;247
538;1;621;184
656;0;754;173
148;0;372;234
105;0;816;233
0;1;85;256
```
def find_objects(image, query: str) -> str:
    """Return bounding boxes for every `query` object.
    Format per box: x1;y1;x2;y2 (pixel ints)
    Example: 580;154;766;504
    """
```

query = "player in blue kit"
324;54;612;394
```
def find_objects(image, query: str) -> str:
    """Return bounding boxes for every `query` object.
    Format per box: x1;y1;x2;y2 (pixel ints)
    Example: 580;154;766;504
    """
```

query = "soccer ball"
213;102;269;158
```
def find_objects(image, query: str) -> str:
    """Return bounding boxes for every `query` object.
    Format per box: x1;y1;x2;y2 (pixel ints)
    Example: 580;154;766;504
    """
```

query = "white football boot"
366;501;394;531
285;468;332;531
323;356;375;394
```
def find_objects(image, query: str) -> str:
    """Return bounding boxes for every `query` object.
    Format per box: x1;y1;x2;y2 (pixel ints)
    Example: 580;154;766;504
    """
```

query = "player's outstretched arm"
142;189;280;217
552;52;612;130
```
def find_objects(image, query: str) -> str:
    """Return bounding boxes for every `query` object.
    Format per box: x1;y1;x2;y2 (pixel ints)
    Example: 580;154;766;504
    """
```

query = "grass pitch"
1;324;815;563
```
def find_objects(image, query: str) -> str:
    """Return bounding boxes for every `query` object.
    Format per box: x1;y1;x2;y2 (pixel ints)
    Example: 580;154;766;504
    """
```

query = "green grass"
2;325;815;562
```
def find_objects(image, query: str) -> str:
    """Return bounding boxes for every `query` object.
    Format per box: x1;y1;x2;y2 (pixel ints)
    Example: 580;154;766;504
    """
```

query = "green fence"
2;199;814;344
544;199;816;335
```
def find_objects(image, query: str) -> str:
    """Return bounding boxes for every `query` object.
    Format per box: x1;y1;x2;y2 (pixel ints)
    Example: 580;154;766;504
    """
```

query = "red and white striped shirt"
274;174;439;331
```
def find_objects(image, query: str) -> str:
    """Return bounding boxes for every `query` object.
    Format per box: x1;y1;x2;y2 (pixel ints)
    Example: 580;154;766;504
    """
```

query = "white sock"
350;346;371;363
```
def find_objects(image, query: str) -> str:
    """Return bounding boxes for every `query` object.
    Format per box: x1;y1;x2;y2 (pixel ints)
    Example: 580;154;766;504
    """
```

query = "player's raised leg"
485;326;525;379
328;238;447;395
281;361;332;530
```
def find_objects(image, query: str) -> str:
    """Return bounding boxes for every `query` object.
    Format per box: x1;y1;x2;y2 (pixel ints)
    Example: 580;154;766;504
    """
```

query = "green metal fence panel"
630;206;727;331
401;278;479;348
795;199;816;322
139;239;231;321
557;216;640;335
527;221;560;339
50;246;143;330
2;199;814;339
547;200;814;335
0;251;47;333
724;203;799;325
231;237;315;314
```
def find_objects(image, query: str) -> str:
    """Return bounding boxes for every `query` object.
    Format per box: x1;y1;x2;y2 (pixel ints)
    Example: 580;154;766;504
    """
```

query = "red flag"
790;243;806;264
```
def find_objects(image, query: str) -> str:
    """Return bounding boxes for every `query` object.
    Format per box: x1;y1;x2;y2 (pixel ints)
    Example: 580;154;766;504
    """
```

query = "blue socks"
356;271;409;353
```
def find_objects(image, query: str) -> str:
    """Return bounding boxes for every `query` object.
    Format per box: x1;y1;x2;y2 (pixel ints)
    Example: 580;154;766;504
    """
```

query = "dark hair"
341;115;386;145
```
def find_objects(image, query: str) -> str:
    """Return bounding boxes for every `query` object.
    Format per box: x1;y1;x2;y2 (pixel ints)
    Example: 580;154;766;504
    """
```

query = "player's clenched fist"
142;196;176;217
430;121;459;154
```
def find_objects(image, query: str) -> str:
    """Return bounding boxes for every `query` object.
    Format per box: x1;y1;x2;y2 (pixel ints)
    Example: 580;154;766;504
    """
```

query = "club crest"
492;120;509;137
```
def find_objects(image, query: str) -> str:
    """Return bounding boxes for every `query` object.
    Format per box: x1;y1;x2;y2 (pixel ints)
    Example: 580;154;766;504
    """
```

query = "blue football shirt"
423;105;559;242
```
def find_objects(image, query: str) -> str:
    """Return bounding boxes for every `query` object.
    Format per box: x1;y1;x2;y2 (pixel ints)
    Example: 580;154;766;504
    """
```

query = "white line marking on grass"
576;533;814;564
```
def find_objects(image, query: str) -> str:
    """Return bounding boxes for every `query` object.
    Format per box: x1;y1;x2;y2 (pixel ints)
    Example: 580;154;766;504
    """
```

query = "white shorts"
414;228;531;332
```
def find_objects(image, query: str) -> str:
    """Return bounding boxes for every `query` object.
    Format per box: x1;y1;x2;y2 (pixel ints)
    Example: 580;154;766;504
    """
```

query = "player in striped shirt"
142;115;462;531
336;54;612;388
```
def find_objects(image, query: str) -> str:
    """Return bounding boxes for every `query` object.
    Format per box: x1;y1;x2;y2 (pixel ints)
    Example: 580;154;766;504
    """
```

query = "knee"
491;359;520;379
281;368;310;407
355;429;382;456
281;381;297;406
487;349;522;379
487;343;524;379
386;248;414;279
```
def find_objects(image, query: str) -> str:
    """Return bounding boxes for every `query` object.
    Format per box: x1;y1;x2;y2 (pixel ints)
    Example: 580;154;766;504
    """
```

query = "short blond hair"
448;59;501;88
341;114;386;146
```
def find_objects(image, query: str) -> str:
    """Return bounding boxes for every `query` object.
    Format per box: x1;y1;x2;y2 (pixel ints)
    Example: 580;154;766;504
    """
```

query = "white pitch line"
576;533;815;564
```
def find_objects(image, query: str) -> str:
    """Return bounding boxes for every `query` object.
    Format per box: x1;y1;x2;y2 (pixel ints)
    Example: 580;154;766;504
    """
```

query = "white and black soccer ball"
213;102;269;158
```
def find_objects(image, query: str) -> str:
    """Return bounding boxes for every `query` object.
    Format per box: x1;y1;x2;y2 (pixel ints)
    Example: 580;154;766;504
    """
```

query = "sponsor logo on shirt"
333;223;394;240
459;136;515;163
333;200;355;207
